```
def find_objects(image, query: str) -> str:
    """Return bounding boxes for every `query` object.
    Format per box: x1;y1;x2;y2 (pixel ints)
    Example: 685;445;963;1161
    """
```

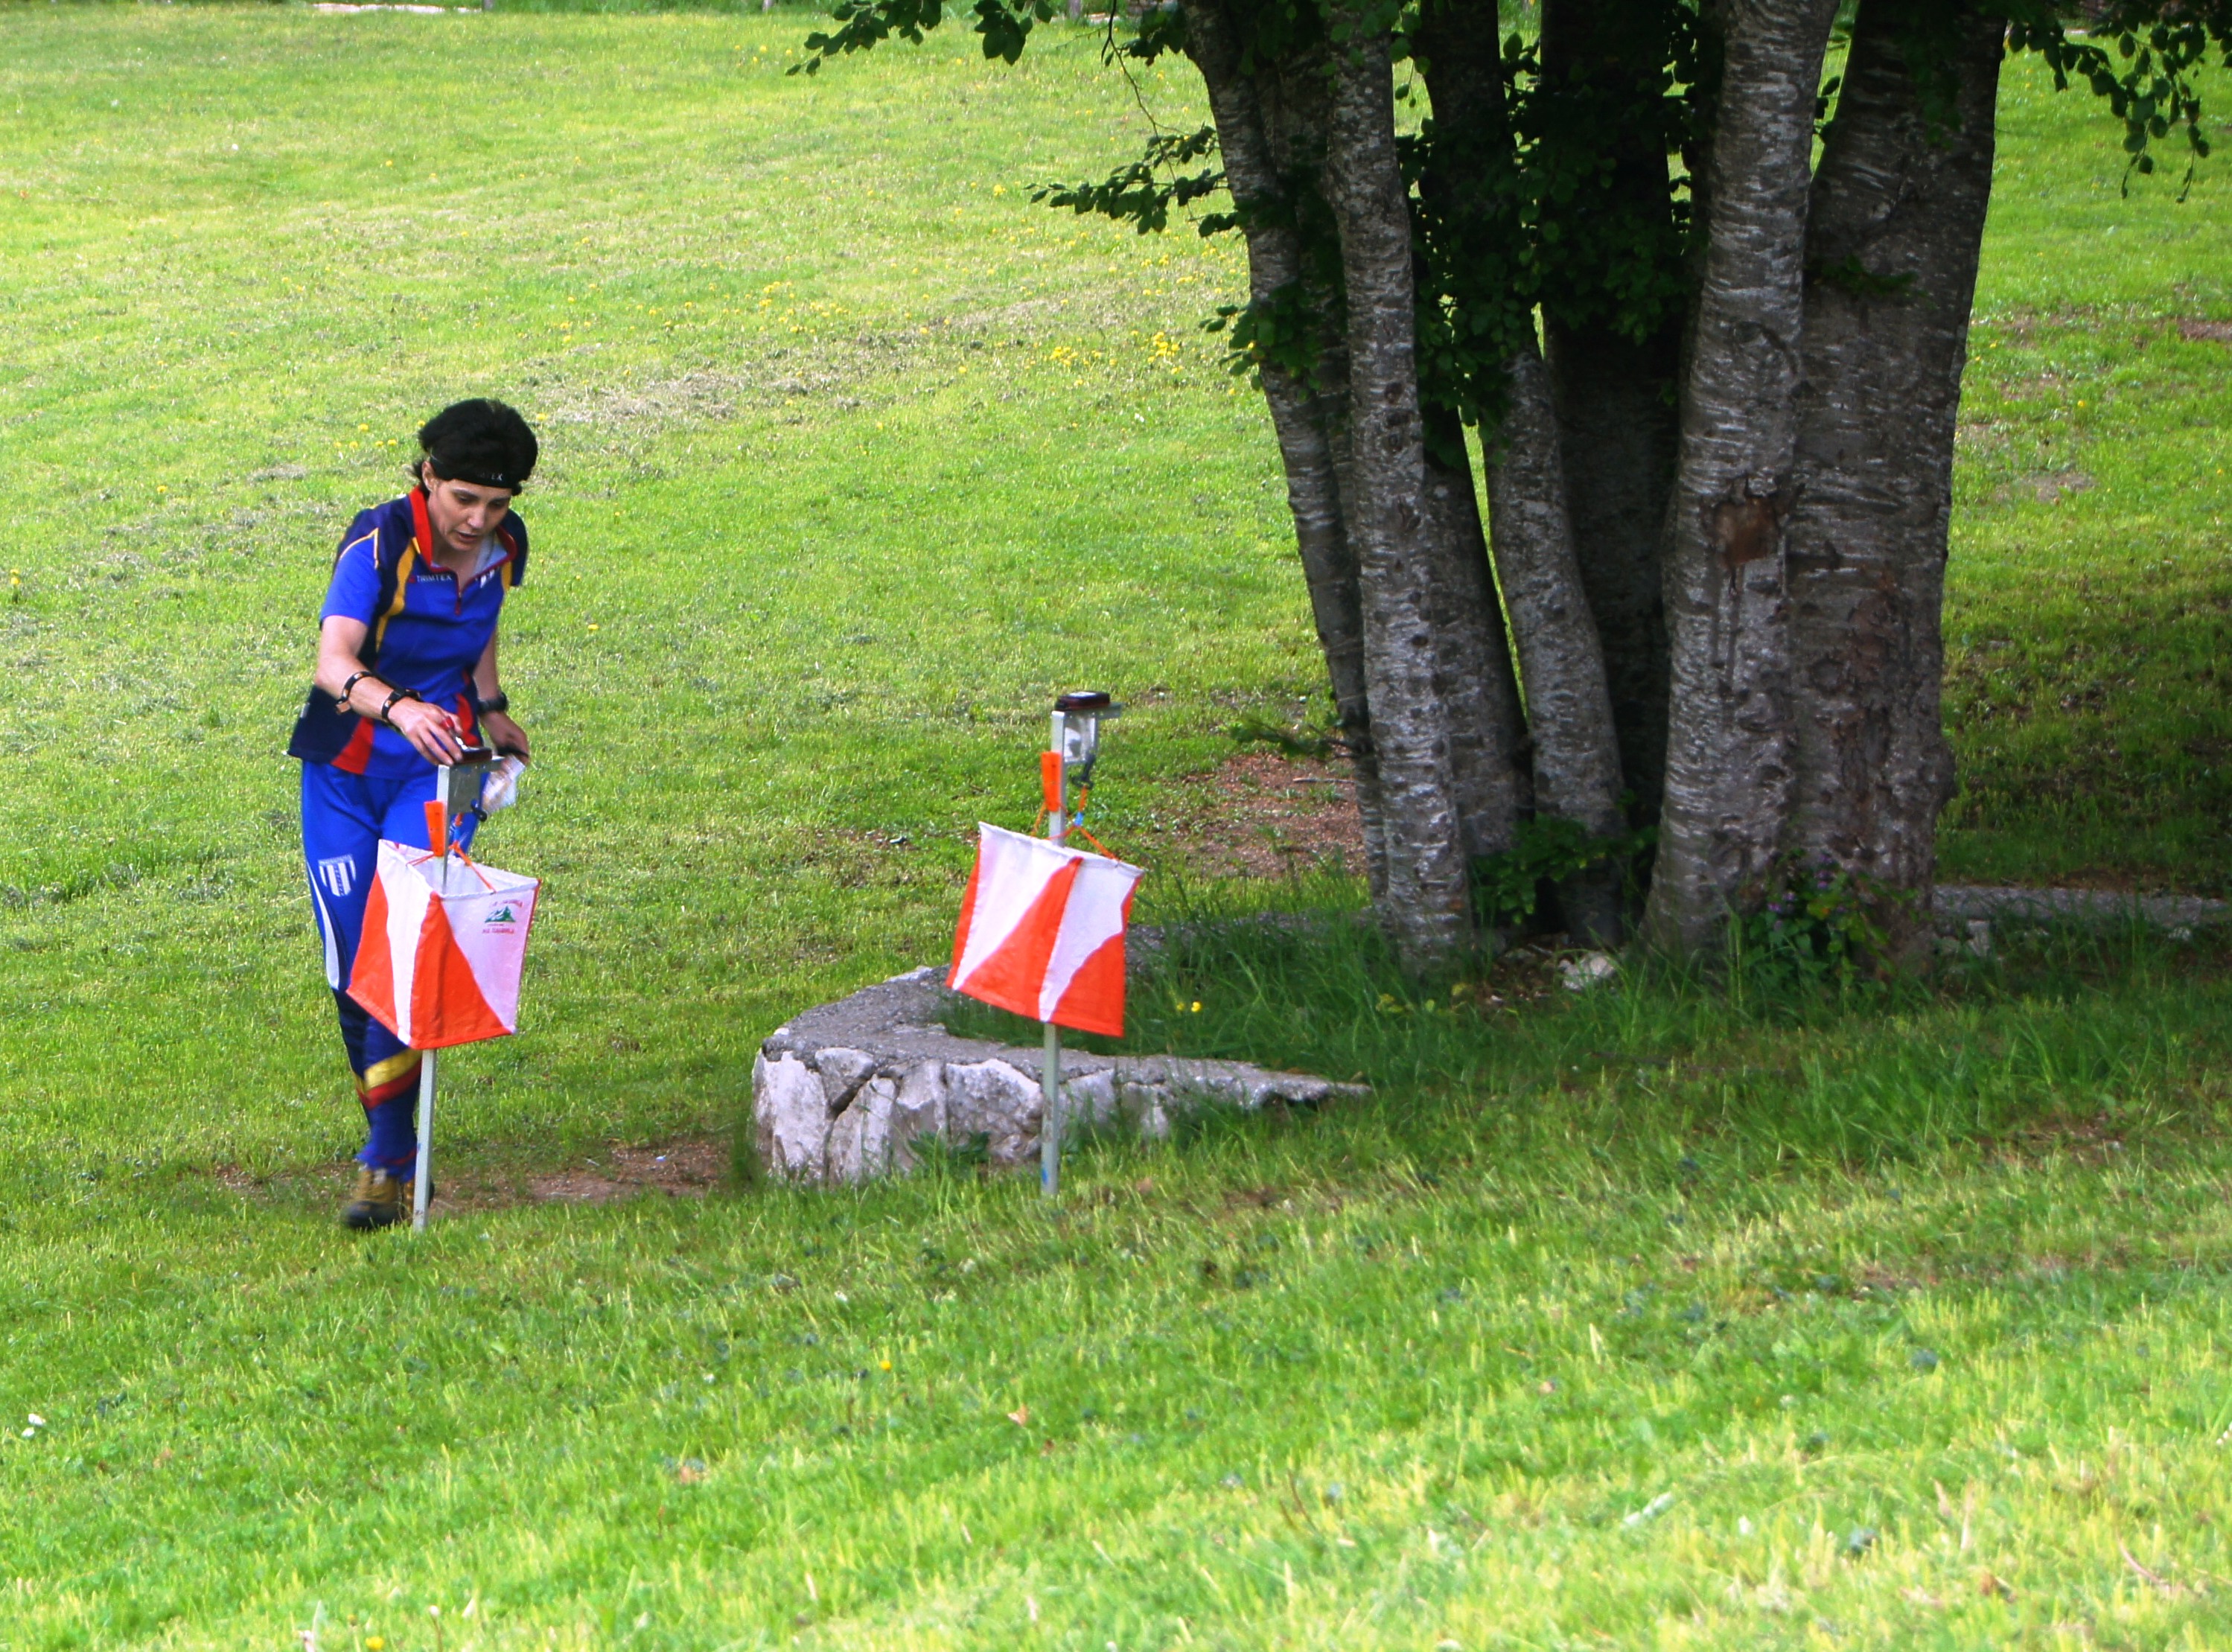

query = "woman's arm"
472;628;530;759
314;614;468;766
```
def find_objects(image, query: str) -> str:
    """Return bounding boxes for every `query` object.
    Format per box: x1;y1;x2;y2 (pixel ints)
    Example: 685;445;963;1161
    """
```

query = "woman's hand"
481;709;530;761
389;698;469;766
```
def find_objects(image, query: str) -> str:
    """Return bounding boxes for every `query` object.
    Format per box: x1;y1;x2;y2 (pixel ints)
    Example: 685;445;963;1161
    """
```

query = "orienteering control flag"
348;840;541;1049
948;823;1144;1038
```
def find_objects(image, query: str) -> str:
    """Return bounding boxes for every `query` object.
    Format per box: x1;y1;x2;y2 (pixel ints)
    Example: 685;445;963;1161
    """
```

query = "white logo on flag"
316;855;357;899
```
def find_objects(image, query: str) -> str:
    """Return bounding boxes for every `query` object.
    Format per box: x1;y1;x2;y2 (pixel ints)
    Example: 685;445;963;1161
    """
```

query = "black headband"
426;457;523;493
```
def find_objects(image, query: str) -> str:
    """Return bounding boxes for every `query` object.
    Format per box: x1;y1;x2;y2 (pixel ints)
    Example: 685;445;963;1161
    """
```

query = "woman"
288;398;538;1230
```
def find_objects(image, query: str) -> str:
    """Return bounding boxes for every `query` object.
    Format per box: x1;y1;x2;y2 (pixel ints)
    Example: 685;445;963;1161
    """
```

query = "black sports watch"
479;691;511;716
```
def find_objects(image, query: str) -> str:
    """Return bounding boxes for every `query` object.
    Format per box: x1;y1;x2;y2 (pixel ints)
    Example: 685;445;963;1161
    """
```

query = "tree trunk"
1645;0;1843;957
1406;2;1531;872
1422;404;1528;866
1182;0;1390;891
1414;0;1623;939
1537;0;1685;825
1786;1;2005;958
1484;345;1629;943
1540;319;1679;823
1321;10;1475;969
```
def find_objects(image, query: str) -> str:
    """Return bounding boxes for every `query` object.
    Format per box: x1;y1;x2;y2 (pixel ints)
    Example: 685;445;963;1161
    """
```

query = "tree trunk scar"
1709;492;1782;570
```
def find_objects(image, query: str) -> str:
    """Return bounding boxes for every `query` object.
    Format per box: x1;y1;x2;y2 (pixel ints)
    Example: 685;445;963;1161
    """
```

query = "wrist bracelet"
377;686;423;727
336;669;375;714
479;691;510;716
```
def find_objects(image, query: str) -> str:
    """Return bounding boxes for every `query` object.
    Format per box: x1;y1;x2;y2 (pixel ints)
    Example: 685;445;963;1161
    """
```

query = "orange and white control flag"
948;823;1144;1038
348;841;541;1049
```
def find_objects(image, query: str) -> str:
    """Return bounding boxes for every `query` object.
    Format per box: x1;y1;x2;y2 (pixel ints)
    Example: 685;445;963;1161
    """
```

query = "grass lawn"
2;7;2231;1648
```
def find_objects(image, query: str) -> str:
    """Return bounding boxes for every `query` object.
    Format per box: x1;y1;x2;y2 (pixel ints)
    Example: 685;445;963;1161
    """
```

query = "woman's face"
423;473;517;558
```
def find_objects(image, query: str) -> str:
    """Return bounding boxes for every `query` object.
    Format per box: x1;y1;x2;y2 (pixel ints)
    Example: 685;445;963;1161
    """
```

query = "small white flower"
25;1414;44;1428
834;1291;849;1304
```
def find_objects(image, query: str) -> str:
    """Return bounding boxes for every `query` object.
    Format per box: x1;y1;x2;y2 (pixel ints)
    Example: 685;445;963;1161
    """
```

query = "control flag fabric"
948;822;1144;1037
348;841;541;1049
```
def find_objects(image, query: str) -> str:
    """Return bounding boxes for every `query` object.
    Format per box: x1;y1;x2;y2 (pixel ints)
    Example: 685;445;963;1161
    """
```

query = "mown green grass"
4;8;2232;1648
1946;64;2232;893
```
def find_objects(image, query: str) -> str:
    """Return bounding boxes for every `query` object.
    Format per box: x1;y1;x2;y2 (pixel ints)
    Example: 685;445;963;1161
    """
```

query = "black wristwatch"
479;691;511;716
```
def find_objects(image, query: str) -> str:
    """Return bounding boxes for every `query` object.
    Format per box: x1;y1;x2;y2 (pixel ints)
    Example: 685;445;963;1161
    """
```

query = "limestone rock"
827;1076;897;1184
753;1051;832;1181
816;1047;879;1113
944;1058;1045;1166
750;965;1365;1185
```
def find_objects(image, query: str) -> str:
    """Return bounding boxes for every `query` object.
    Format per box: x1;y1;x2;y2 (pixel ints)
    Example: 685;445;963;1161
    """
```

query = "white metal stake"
412;1049;436;1232
1040;708;1067;1201
411;772;453;1234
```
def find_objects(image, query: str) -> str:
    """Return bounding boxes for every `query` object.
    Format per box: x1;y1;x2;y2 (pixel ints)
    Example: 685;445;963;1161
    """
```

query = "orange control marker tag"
424;800;447;855
1040;750;1062;815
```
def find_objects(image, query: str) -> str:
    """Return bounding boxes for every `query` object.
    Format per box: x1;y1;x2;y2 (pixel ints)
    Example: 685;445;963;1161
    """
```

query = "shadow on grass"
944;871;2232;1179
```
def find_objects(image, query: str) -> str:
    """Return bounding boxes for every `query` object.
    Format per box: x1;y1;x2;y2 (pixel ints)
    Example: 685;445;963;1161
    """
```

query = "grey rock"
753;1052;832;1181
750;965;1365;1184
1067;1068;1117;1131
889;1061;948;1171
944;1058;1045;1165
1934;884;2227;932
816;1047;879;1114
827;1077;897;1184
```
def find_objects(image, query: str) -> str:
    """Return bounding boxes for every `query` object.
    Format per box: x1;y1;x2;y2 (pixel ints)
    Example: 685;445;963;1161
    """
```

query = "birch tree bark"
1415;1;1626;939
1183;0;1390;891
1485;346;1629;941
1421;404;1529;865
1786;1;2006;956
1645;0;1843;956
1321;8;1475;968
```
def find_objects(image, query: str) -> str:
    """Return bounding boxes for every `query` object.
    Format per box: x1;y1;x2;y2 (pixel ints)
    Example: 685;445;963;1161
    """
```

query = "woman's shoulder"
337;494;418;559
499;507;529;580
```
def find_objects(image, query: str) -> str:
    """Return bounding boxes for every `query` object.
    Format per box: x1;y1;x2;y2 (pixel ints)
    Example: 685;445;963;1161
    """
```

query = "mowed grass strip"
2;10;2232;1648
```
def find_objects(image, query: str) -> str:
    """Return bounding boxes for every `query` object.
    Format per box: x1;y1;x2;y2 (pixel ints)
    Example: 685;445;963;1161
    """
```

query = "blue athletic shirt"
286;488;528;776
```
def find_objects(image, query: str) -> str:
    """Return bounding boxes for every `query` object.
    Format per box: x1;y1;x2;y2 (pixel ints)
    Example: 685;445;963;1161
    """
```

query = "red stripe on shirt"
332;715;377;776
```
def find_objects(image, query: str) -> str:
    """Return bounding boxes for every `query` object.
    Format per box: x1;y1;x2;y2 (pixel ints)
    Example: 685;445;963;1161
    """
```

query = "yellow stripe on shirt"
372;543;417;657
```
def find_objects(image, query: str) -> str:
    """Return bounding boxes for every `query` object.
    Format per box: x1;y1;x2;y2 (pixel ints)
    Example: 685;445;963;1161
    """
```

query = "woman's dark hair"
415;398;538;492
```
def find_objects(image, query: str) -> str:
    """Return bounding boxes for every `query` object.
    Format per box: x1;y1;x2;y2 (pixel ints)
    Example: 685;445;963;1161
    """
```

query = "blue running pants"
300;761;480;1172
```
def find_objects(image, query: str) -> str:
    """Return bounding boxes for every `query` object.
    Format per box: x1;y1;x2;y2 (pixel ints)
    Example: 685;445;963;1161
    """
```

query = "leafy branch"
1034;126;1225;235
796;0;1059;75
2009;5;2232;197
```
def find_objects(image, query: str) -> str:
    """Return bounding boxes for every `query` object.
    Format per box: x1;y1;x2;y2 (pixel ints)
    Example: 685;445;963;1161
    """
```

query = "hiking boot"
341;1165;415;1231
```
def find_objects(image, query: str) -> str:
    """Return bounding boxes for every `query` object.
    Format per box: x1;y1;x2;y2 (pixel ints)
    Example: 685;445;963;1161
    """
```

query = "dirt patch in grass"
497;1137;732;1208
1149;753;1365;878
1993;467;2095;505
2177;318;2232;345
218;1137;733;1214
